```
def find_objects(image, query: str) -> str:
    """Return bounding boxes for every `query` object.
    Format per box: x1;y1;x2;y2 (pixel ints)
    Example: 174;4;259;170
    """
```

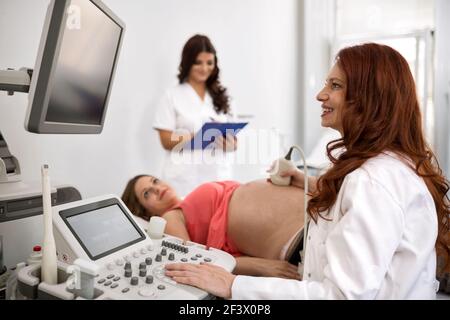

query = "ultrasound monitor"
60;198;146;260
25;0;125;134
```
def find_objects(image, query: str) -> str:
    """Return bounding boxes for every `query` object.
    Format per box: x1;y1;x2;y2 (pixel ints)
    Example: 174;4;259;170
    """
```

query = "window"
333;0;436;146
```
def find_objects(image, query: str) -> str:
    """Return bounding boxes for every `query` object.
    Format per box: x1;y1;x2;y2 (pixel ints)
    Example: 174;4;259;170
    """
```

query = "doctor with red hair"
165;43;450;300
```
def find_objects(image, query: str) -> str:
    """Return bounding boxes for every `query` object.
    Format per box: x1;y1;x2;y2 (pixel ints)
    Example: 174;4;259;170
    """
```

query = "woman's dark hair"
307;43;450;278
177;34;230;114
121;174;150;221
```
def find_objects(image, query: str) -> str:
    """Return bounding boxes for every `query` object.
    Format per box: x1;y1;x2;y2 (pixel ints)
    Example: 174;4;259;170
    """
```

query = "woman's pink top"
171;181;242;257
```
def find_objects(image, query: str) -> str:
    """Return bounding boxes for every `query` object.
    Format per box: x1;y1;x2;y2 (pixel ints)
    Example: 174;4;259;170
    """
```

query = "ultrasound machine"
0;0;236;300
17;195;235;300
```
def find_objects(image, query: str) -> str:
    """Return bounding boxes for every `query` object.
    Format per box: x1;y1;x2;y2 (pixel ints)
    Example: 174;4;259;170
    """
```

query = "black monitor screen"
46;0;122;125
64;203;144;260
25;0;124;134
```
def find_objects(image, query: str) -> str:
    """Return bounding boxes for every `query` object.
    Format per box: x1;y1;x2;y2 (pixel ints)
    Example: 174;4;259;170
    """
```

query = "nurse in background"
165;43;450;299
153;34;237;197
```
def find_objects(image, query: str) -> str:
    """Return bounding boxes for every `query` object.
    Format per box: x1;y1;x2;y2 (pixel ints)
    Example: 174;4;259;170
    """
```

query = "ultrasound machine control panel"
50;195;236;300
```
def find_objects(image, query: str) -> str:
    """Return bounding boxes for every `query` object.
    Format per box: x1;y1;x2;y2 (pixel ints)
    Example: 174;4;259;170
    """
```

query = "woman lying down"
121;175;305;279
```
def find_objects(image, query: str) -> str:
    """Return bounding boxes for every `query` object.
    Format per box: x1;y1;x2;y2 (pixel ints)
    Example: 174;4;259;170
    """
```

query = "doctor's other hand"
259;259;301;280
165;262;236;299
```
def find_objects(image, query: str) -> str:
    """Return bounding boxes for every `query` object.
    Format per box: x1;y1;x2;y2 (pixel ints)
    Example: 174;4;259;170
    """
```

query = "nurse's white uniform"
153;83;235;197
231;152;440;299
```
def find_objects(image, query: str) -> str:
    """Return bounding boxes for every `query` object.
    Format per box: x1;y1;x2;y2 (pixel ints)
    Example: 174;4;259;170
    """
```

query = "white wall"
434;0;450;177
0;0;299;198
299;0;337;156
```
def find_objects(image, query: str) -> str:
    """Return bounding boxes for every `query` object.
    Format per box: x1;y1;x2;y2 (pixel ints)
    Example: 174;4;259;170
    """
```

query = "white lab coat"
232;152;439;299
153;83;235;196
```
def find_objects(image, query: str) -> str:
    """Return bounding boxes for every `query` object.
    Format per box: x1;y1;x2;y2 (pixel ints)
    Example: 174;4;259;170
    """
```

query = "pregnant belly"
227;180;305;259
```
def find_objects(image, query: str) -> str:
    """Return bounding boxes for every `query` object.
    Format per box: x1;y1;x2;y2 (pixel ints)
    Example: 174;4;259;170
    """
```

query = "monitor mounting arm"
0;67;32;95
0;67;32;183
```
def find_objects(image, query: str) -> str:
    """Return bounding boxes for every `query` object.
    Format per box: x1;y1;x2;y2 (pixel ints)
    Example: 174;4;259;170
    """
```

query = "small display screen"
65;204;143;259
45;0;122;125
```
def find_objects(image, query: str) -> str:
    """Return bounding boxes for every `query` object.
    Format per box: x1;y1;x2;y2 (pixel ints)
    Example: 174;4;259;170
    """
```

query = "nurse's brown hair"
307;43;450;279
177;34;231;115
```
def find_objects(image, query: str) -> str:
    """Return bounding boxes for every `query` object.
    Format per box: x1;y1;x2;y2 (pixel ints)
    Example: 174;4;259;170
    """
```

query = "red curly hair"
307;43;450;277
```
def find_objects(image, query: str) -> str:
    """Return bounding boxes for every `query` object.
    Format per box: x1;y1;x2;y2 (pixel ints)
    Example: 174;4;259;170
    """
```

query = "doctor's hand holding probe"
165;43;450;300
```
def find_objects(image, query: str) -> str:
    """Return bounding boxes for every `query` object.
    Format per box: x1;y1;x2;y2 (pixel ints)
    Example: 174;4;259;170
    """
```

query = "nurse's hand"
165;262;236;299
158;129;194;151
215;134;237;152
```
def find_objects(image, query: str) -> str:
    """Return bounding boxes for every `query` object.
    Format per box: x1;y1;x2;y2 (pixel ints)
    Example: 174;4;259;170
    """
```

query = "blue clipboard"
187;122;248;150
